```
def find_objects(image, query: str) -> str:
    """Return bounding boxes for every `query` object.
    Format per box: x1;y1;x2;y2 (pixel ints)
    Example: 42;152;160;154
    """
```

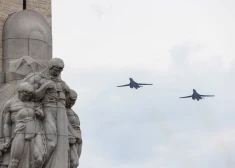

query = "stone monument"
0;1;82;168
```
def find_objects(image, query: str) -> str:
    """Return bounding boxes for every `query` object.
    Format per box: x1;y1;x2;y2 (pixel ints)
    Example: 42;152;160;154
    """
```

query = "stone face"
0;0;52;72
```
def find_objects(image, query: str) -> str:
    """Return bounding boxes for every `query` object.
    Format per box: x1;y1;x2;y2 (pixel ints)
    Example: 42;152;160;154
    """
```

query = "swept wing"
137;83;153;85
117;84;130;87
200;95;215;97
179;95;192;98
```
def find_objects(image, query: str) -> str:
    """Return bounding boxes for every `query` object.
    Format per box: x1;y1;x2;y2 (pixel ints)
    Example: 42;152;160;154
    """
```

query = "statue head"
18;82;34;102
48;58;64;77
66;89;78;109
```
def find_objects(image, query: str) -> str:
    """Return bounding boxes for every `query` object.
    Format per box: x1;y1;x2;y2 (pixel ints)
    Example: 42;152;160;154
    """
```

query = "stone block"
0;0;52;72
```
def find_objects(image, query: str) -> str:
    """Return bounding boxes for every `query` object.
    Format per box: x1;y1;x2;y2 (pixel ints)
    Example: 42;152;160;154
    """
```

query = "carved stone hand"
45;81;56;89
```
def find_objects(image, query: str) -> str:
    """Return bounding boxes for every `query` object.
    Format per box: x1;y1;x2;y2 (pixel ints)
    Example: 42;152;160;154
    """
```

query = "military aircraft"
117;78;153;89
179;89;214;101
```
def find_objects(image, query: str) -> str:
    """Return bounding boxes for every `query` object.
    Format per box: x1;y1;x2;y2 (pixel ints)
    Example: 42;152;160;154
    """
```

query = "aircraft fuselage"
129;78;140;89
192;89;202;101
117;78;152;89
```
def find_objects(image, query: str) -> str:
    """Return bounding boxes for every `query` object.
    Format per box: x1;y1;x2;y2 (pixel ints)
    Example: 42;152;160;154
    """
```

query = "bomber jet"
117;78;153;89
179;89;214;101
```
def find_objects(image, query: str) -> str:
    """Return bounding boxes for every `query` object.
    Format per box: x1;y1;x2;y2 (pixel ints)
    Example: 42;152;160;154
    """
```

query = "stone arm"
74;113;80;128
27;75;55;101
3;101;12;144
63;81;71;93
33;82;54;101
35;103;44;120
74;112;82;144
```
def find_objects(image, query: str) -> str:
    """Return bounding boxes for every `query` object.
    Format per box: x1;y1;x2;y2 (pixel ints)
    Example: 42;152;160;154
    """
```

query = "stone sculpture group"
0;58;82;168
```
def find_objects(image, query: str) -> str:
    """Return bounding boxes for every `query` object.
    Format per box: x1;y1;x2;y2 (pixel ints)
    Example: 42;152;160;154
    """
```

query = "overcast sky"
52;0;235;167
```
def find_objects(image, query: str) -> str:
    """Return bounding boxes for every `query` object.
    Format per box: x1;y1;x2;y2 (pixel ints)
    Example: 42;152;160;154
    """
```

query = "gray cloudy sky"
52;0;235;167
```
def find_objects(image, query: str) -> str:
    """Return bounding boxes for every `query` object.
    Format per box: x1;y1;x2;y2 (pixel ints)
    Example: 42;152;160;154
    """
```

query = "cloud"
169;40;202;64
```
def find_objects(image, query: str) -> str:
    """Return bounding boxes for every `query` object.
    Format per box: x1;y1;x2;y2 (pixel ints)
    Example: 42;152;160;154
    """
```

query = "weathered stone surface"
27;0;52;25
3;10;52;73
0;0;22;72
0;0;51;72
